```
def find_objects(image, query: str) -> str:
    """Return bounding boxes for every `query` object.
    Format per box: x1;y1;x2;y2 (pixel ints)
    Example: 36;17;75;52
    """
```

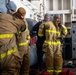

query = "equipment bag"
58;68;74;75
29;69;38;75
36;70;53;75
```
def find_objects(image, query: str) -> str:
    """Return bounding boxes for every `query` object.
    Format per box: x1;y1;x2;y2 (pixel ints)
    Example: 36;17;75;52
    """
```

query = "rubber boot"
45;53;54;74
54;57;63;75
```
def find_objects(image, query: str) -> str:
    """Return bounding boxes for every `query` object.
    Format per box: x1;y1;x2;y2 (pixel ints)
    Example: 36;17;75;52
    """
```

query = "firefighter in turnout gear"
15;7;30;75
33;13;51;71
0;6;26;75
19;20;30;75
38;14;67;75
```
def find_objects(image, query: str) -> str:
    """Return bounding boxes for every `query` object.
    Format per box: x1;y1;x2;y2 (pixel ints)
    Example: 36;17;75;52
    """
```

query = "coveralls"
38;20;67;75
33;18;51;70
0;12;25;75
17;20;30;75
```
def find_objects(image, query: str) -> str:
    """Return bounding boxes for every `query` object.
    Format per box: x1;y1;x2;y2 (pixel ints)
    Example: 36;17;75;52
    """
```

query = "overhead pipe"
5;0;10;5
43;0;46;14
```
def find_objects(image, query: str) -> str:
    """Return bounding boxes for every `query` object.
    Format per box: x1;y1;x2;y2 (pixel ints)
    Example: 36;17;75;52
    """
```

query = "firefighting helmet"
53;14;60;20
0;4;7;13
17;7;26;16
6;1;17;12
44;13;50;18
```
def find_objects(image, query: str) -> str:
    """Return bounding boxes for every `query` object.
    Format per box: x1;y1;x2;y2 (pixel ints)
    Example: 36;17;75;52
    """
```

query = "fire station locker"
72;21;76;41
72;28;76;41
72;41;76;59
72;21;76;59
